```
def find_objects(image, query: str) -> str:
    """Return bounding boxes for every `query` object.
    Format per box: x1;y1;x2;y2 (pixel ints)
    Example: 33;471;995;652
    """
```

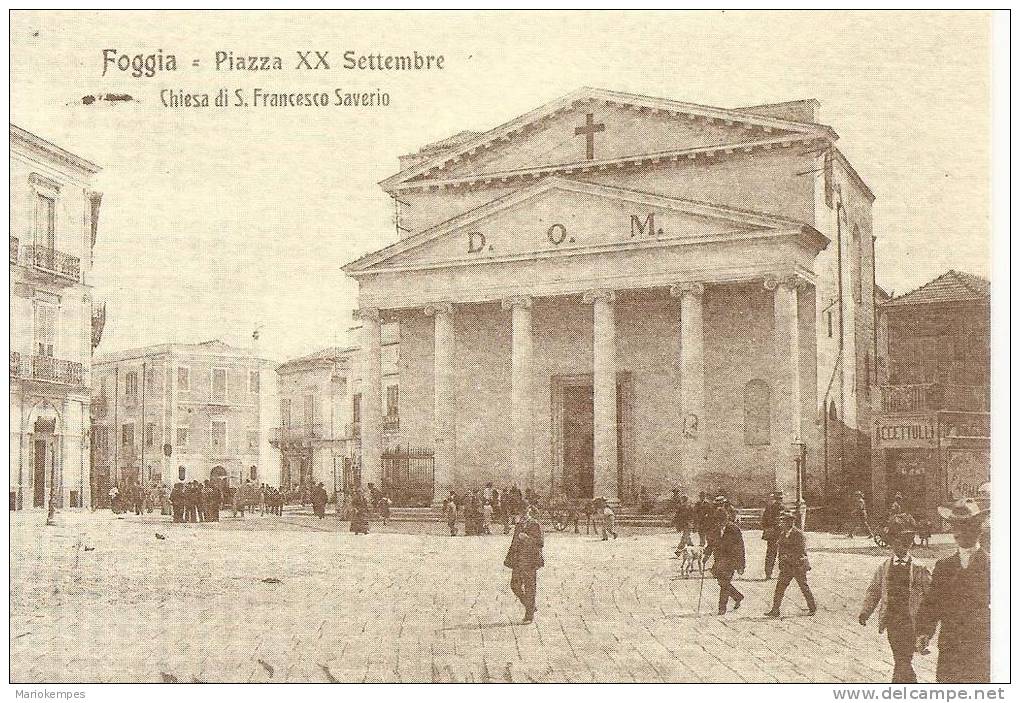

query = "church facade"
343;89;877;508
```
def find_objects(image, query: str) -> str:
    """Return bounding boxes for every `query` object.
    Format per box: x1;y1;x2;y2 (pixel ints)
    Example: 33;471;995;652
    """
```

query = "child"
379;494;392;526
601;501;618;540
859;513;931;683
482;499;493;535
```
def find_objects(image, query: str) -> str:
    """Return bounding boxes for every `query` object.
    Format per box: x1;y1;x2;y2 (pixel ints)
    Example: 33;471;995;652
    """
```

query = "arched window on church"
743;379;771;446
829;400;838;421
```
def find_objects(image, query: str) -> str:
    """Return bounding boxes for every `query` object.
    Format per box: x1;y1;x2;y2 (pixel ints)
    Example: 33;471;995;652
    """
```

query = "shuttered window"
34;303;56;357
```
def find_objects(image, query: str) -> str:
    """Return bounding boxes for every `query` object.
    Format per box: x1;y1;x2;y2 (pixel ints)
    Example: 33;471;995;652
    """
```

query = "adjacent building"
342;88;878;508
10;125;103;511
870;270;990;520
271;323;400;498
90;340;280;501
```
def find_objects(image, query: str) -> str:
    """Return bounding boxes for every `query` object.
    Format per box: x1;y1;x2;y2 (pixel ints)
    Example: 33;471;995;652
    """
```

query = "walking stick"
696;562;706;615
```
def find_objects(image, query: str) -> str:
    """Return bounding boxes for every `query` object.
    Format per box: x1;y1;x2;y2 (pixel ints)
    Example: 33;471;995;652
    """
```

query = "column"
670;282;706;486
502;295;533;489
584;290;618;505
357;307;383;491
425;302;456;504
765;274;807;505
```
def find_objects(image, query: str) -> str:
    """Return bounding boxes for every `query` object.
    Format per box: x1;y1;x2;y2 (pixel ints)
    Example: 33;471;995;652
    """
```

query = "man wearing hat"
859;513;932;682
504;503;544;624
703;503;746;614
915;498;990;682
765;510;817;617
761;491;784;580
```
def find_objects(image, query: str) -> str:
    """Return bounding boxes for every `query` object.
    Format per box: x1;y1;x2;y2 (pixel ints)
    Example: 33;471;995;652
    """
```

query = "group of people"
670;488;991;684
442;483;533;537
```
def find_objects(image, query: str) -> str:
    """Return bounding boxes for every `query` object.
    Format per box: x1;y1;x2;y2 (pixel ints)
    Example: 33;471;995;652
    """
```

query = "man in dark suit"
504;503;544;623
704;505;745;614
694;492;711;546
761;491;784;580
916;498;990;683
766;511;817;616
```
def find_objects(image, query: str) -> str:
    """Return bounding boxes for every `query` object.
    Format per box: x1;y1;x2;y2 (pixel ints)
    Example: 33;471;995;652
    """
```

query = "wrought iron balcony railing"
383;415;401;432
11;353;85;386
25;244;81;282
881;383;989;414
269;423;328;444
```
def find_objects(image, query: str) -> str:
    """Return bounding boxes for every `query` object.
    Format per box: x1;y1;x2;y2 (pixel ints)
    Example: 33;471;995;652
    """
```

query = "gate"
381;447;435;507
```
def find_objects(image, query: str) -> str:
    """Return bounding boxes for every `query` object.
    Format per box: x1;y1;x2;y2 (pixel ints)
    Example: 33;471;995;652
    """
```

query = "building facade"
10;125;103;511
870;270;990;520
90;340;280;501
271;325;400;497
343;89;877;508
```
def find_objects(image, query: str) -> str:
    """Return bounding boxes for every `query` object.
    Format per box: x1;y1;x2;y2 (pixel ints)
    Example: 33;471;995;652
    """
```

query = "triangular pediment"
345;178;817;274
381;88;834;190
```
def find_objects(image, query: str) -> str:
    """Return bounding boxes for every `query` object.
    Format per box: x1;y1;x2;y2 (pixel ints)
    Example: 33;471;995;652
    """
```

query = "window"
304;394;315;427
33;303;56;357
34;193;55;249
826;311;833;338
178;466;187;482
177;367;190;391
93;426;109;452
176;427;189;448
124;371;138;403
211;368;227;402
247;430;259;450
250;466;258;481
145;366;158;392
210;420;227;450
852;226;863;304
743;379;771;446
386;385;399;418
121;422;135;447
352;393;362;424
145;423;158;447
249;370;260;394
828;400;838;421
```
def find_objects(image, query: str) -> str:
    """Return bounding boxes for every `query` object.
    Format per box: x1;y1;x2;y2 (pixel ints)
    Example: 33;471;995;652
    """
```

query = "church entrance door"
561;385;595;499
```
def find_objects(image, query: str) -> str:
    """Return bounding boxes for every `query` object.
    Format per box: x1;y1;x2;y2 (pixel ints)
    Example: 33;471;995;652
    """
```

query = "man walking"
848;490;873;539
859;514;931;683
694;492;711;546
915;498;990;683
703;506;745;614
504;504;544;623
761;491;784;579
766;511;817;616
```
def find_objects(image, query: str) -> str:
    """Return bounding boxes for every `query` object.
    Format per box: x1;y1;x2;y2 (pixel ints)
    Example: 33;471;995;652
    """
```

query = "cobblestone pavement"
10;509;955;683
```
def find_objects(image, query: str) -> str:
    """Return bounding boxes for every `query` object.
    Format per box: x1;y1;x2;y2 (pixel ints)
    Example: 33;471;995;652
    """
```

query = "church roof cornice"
380;87;837;191
388;134;830;194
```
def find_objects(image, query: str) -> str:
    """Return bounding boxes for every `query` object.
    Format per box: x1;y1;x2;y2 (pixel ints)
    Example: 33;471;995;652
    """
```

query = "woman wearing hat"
915;498;990;682
859;513;932;683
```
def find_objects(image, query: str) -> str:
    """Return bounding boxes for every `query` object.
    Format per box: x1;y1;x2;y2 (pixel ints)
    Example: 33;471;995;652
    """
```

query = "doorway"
561;385;594;499
33;439;47;508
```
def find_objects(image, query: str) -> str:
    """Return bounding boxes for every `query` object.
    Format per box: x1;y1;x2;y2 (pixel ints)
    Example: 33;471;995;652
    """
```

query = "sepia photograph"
6;9;1008;693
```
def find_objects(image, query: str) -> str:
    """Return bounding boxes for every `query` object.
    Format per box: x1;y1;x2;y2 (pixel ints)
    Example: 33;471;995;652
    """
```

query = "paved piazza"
10;510;954;683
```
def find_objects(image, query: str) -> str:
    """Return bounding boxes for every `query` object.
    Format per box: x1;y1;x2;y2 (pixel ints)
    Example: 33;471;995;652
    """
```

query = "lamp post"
792;440;807;530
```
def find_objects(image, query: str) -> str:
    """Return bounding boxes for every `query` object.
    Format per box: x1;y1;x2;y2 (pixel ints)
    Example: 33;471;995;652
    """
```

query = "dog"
676;543;706;578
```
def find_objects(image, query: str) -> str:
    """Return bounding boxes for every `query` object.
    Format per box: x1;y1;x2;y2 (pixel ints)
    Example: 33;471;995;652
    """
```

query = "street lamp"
792;440;807;530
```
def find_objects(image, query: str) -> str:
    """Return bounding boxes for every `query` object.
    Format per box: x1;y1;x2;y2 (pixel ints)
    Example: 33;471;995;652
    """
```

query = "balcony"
11;353;85;387
269;423;328;446
383;415;400;433
25;244;80;282
9;236;18;263
881;383;989;414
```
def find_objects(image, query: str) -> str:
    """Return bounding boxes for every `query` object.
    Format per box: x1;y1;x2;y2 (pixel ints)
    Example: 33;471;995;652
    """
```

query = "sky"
9;11;992;363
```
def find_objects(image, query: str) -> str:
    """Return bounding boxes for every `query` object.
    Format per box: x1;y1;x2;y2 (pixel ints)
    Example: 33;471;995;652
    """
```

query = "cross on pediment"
574;112;605;160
